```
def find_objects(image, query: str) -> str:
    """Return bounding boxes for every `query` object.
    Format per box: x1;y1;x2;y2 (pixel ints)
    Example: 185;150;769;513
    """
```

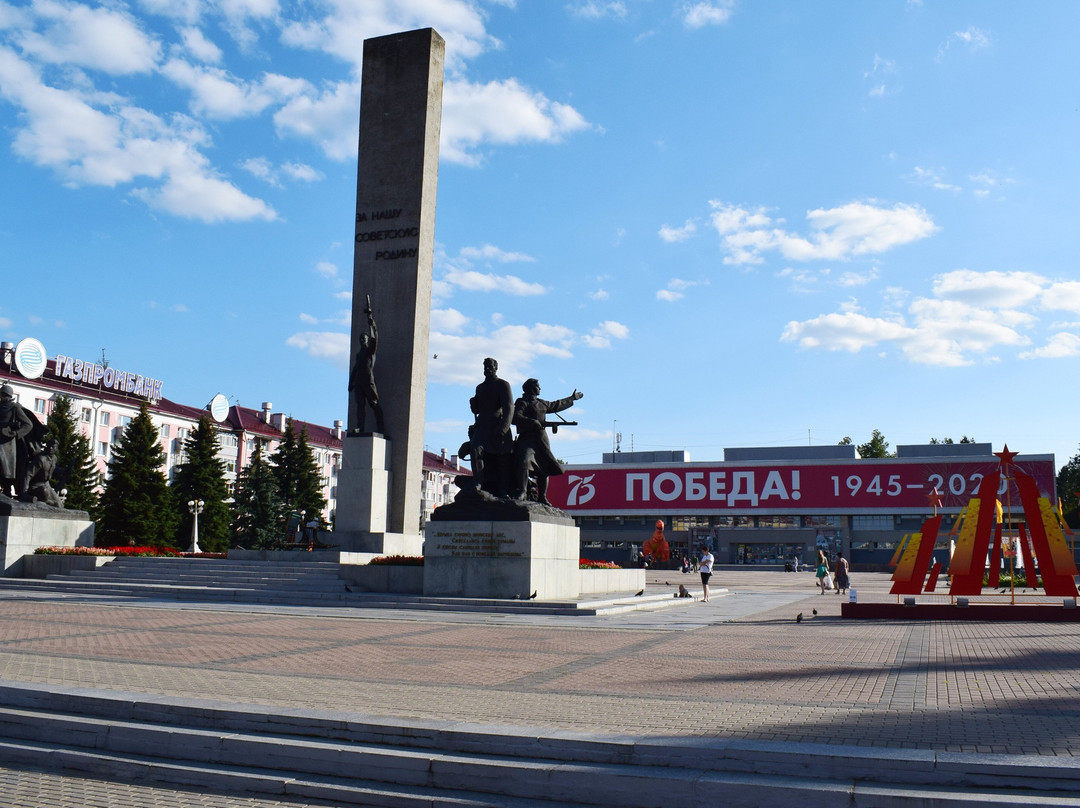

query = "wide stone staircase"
0;682;1076;807
0;557;691;616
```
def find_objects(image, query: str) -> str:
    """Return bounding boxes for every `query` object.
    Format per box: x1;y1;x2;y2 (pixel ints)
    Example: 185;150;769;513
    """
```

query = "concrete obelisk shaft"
339;28;443;547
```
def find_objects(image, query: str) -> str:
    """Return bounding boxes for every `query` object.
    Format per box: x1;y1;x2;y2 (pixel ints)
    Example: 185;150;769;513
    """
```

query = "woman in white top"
698;546;714;602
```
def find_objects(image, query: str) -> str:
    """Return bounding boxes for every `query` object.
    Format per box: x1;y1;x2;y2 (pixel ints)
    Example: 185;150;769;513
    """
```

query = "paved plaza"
0;568;1078;805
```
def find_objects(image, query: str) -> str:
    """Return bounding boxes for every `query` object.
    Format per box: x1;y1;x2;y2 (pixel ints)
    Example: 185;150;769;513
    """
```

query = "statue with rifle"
510;378;582;506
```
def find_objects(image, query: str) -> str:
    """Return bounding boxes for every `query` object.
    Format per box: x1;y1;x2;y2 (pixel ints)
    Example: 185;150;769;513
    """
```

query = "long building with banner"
547;445;1059;569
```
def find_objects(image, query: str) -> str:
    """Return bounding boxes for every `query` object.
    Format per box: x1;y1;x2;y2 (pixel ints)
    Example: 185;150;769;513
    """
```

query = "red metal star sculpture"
994;444;1018;468
927;488;943;515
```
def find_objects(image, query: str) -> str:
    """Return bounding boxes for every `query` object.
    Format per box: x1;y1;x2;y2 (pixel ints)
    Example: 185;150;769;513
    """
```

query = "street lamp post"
187;499;204;554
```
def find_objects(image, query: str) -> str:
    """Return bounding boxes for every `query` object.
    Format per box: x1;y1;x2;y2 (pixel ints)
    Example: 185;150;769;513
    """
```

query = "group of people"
466;358;582;505
814;549;850;595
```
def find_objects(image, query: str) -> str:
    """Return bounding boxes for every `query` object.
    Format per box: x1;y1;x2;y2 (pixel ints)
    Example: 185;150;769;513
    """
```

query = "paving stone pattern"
0;569;1077;763
0;765;342;808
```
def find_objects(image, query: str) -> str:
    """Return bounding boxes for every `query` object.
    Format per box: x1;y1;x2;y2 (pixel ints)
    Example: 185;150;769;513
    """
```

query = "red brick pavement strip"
0;572;1078;756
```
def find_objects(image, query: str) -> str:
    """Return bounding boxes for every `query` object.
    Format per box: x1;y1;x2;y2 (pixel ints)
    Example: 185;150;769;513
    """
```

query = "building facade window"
97;441;108;456
82;408;92;422
100;412;110;427
34;398;46;414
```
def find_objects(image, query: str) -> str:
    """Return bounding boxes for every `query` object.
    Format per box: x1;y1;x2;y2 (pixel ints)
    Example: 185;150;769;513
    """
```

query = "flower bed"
368;555;424;566
579;558;621;569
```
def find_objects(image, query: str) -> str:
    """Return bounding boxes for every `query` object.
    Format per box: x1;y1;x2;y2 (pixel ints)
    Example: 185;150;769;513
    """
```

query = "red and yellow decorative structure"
888;444;1079;602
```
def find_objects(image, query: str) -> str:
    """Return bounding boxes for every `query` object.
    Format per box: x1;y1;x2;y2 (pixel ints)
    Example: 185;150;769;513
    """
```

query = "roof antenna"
100;349;109;370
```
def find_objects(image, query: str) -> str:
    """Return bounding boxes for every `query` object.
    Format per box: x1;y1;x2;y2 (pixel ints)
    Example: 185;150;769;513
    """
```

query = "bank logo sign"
13;337;47;380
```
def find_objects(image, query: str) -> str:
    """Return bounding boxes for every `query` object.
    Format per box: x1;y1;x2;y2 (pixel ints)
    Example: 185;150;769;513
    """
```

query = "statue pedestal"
423;515;580;600
334;434;423;556
0;499;95;577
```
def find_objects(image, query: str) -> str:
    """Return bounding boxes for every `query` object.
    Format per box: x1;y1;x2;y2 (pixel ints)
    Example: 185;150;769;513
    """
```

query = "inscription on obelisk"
337;28;444;549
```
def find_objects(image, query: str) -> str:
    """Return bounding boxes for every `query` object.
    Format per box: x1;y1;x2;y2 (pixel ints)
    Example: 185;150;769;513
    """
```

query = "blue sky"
1;0;1079;470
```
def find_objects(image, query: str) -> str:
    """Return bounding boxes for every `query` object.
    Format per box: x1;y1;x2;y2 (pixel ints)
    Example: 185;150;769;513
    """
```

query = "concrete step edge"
2;691;1079;795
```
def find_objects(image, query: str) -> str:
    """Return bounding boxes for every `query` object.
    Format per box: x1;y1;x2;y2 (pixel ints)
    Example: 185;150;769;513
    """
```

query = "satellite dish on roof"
209;393;229;423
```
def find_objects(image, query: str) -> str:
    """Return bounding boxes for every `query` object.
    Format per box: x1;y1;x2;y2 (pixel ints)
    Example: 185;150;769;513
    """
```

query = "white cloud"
431;307;470;334
588;289;609;301
459;244;536;263
908;166;960;193
428;323;575;385
837;268;878;287
178;26;222;63
274;80;359;160
938;26;991;61
241;156;278;185
285;331;350;369
314;261;338;279
281;161;322;182
16;0;161;75
278;0;494;75
656;277;704;301
443;269;546;296
781;269;1058;366
1041;281;1080;314
781;311;913;353
162;59;310;120
583;320;629;348
1020;333;1080;360
680;1;735;28
441;78;590;166
933;269;1045;308
706;200;937;265
0;47;276;221
658;219;696;243
571;2;628;20
298;312;318;324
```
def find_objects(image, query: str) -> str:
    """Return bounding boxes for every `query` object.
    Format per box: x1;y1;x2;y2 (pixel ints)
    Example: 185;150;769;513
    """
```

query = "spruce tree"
171;414;231;552
270;418;327;526
45;395;100;516
98;402;178;547
232;444;284;548
294;424;327;525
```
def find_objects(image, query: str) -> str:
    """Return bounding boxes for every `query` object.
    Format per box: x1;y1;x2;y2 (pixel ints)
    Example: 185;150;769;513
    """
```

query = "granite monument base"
424;517;580;600
333;433;424;556
333;530;424;556
0;498;95;577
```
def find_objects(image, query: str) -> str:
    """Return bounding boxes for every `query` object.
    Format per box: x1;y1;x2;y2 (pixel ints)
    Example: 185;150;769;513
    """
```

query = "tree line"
44;396;327;551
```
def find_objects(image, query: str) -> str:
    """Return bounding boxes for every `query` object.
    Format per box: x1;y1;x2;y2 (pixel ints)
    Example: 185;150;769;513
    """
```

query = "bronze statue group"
464;357;582;506
346;302;582;509
0;383;63;507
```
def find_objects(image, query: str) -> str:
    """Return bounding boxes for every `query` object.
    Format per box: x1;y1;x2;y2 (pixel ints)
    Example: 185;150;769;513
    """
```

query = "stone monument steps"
0;576;355;604
0;556;357;604
0;683;1076;808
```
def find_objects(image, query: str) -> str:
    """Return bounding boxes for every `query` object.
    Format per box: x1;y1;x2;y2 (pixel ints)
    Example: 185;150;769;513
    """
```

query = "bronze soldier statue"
469;358;515;497
348;297;385;435
511;378;582;505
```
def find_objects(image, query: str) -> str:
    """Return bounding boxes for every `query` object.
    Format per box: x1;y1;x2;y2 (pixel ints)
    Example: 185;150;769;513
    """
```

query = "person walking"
835;550;850;595
699;545;714;602
815;549;831;595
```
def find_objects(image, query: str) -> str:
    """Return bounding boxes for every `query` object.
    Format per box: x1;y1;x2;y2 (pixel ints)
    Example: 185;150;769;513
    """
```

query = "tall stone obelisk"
335;28;443;554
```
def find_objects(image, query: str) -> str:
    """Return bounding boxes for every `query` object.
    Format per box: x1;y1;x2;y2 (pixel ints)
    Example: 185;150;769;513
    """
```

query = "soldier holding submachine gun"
510;378;582;505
